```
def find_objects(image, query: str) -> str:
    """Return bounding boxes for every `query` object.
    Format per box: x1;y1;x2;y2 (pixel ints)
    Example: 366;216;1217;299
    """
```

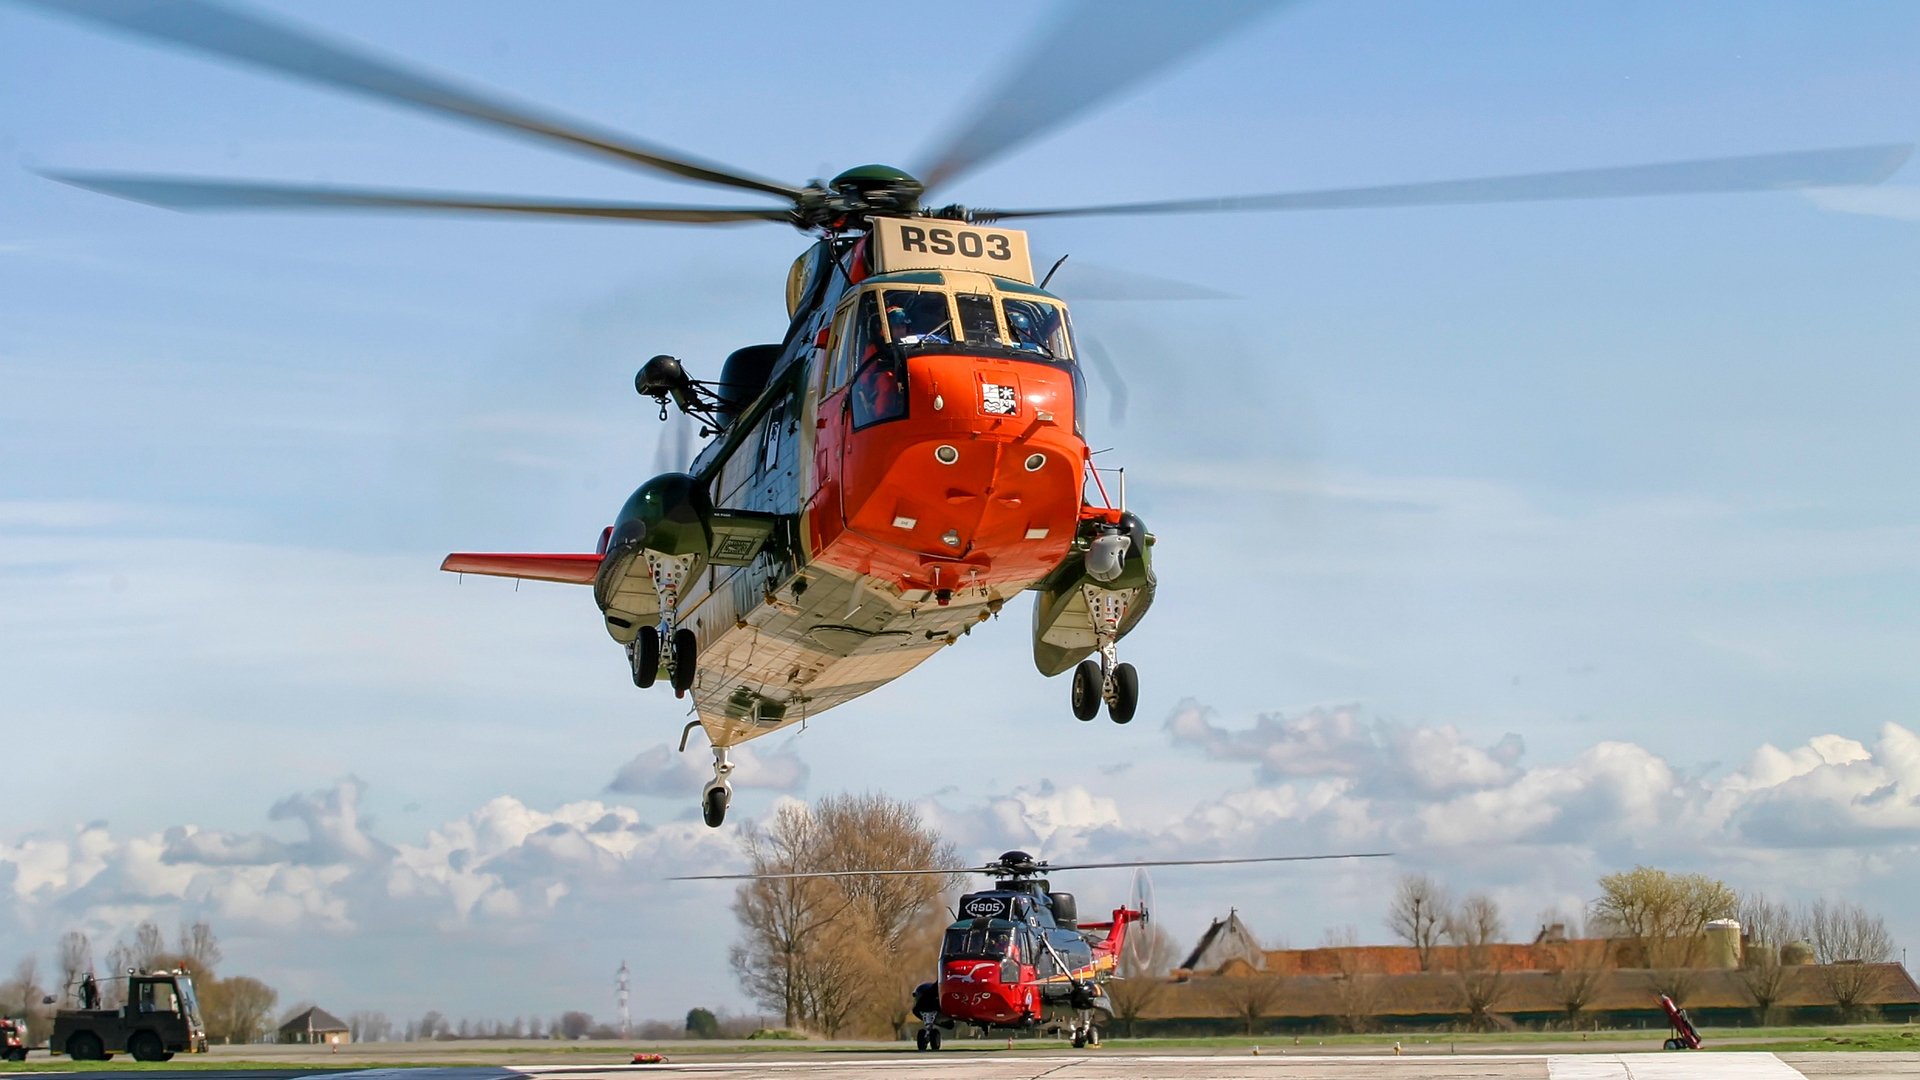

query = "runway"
22;1052;1920;1080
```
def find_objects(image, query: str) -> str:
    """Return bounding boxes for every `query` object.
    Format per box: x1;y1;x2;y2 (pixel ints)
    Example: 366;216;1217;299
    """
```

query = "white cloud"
606;740;810;797
1167;699;1522;798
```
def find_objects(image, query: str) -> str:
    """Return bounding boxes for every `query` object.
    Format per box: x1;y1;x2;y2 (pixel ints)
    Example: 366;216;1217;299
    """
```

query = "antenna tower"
616;960;631;1038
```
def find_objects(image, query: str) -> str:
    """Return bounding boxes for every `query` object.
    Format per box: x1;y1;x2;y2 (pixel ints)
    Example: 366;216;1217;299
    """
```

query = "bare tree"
1738;893;1804;953
1548;937;1609;1029
1736;892;1801;1025
130;921;167;970
1807;899;1894;1019
56;931;93;1006
1448;892;1508;1030
176;921;222;974
101;943;133;1008
0;958;47;1043
1106;923;1180;1037
812;794;959;1037
729;803;856;1030
1322;926;1381;1033
1205;975;1286;1036
1386;873;1452;972
349;1011;394;1042
730;793;956;1037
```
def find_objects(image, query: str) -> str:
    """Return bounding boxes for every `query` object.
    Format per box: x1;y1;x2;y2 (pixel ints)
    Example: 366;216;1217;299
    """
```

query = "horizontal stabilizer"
441;552;602;585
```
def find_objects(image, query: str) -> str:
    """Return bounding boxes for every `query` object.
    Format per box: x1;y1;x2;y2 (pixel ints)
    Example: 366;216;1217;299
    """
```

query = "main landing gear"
1067;984;1102;1049
1070;585;1139;723
628;553;699;696
701;745;734;828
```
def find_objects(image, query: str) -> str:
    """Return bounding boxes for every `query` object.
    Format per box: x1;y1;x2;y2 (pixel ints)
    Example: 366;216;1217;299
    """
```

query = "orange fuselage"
807;351;1085;595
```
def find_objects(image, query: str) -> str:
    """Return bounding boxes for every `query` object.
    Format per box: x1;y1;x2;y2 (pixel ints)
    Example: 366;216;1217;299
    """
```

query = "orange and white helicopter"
19;0;1909;825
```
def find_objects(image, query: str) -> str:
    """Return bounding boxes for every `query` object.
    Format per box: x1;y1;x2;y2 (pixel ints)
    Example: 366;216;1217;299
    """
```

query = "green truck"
51;970;208;1062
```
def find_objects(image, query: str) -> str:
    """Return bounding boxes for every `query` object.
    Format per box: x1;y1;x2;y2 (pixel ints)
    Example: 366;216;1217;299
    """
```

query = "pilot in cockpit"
1006;305;1044;351
886;292;951;345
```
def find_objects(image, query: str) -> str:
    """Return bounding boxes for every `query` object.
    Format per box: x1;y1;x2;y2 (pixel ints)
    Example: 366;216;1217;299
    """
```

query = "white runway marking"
1547;1053;1807;1079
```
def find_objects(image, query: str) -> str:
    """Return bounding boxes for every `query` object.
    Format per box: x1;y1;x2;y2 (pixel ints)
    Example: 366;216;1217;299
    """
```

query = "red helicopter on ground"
679;848;1389;1049
18;0;1910;825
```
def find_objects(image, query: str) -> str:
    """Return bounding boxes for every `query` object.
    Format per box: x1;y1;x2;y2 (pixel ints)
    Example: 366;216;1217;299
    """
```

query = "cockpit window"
1003;299;1073;359
883;290;952;345
956;293;999;346
943;926;1015;959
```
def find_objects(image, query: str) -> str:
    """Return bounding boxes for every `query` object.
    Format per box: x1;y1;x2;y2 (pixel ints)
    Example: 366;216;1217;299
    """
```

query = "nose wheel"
1069;585;1140;723
701;746;734;828
914;1025;943;1051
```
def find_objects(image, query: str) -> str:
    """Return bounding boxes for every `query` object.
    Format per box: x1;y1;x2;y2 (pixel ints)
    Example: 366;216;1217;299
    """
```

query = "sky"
3;0;1920;1027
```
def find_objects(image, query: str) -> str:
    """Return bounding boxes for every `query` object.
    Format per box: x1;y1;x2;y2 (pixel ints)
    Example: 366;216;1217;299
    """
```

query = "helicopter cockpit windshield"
942;924;1017;960
851;278;1076;362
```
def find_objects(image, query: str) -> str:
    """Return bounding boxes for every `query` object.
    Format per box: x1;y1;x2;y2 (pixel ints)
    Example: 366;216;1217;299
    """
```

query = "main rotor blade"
14;0;801;200
670;865;990;882
914;0;1292;194
671;850;1392;882
40;171;795;224
1038;852;1392;873
978;144;1915;221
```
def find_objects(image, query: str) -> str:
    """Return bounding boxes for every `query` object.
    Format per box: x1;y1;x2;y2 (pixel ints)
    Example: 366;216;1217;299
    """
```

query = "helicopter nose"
834;353;1082;586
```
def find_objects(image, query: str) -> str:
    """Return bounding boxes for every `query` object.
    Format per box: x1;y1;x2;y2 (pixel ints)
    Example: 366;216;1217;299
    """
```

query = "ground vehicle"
50;971;208;1062
1;1017;30;1061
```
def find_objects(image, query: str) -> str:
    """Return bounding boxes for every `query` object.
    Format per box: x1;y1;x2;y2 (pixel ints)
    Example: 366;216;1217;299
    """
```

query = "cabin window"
822;306;854;393
1002;299;1073;359
956;292;999;346
882;289;953;346
836;292;881;390
850;350;908;429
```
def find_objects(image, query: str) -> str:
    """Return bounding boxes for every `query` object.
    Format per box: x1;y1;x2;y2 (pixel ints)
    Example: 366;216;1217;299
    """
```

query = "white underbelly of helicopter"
674;559;1025;747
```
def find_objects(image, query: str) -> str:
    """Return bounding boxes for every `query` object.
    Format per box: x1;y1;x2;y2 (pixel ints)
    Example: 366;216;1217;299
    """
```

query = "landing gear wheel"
632;627;660;689
6;1049;26;1062
701;783;730;828
671;628;698;696
926;1027;942;1051
67;1033;105;1062
1107;662;1138;724
914;1029;928;1052
1070;659;1102;721
129;1032;166;1063
1087;1027;1100;1047
1071;1032;1085;1049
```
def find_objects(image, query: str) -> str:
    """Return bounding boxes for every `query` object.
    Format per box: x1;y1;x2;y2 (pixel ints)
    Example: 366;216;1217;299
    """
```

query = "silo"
1703;919;1743;969
1782;940;1816;966
1745;942;1779;969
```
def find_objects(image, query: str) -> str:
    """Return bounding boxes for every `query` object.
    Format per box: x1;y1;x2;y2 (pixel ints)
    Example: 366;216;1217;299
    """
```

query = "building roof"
1148;964;1920;1021
1180;909;1265;973
278;1006;349;1034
